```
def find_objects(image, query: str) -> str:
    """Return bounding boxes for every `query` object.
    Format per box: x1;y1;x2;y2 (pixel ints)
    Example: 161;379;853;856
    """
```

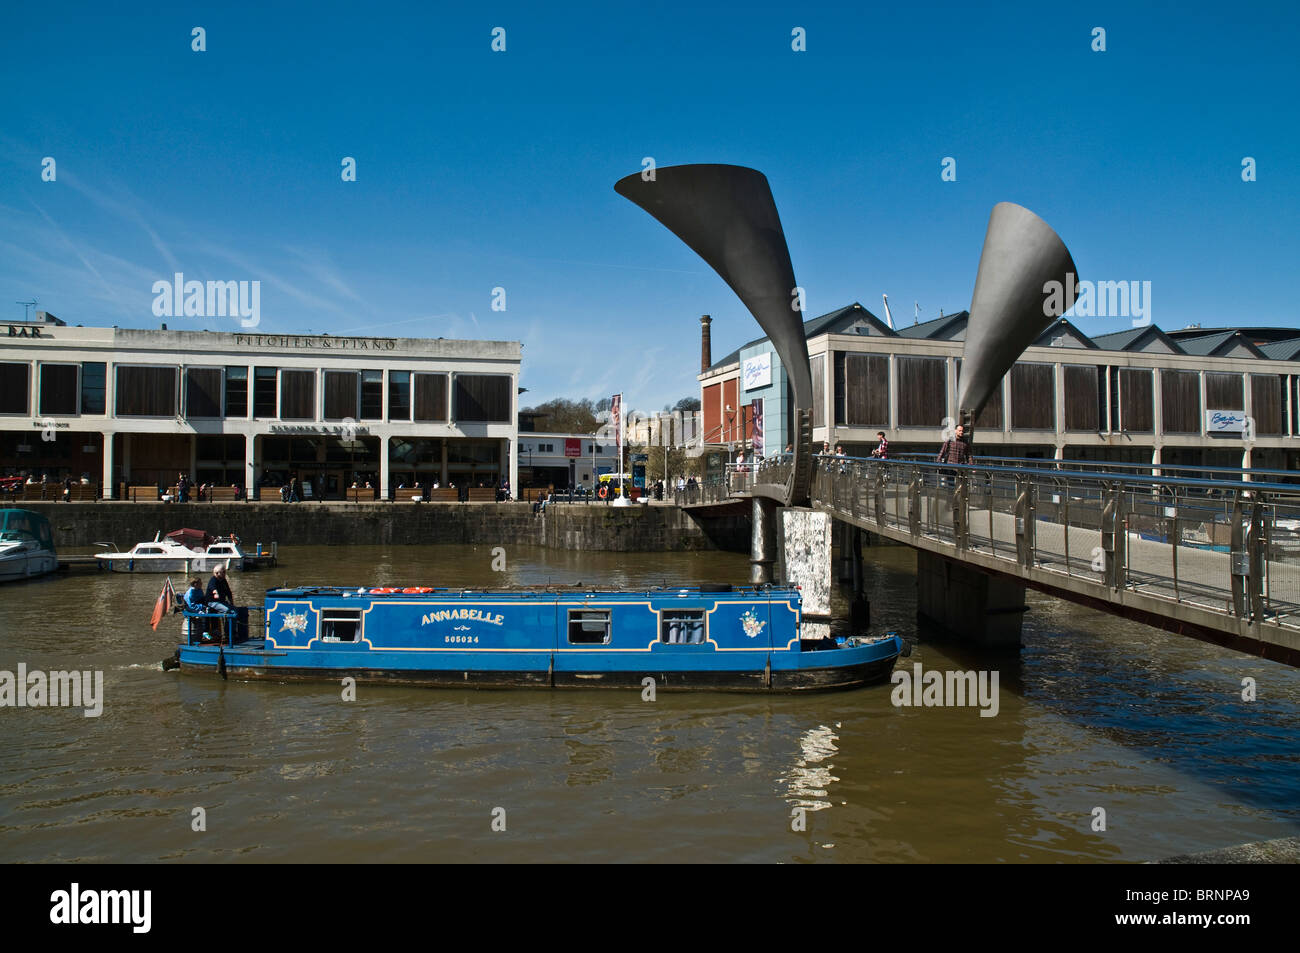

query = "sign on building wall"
742;352;772;389
751;398;764;455
564;438;581;457
1206;410;1247;433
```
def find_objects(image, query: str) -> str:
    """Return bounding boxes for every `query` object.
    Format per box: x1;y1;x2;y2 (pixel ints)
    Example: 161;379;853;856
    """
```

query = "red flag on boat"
150;577;176;630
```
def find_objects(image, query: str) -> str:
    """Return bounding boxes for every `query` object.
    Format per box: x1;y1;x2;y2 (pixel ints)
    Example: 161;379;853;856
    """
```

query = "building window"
360;370;383;420
453;374;511;422
389;371;411;421
39;363;79;416
115;366;178;417
414;373;448;421
80;362;106;415
253;367;277;418
0;363;29;414
660;609;705;644
324;370;359;420
567;608;610;644
279;370;316;420
225;366;248;418
185;367;223;418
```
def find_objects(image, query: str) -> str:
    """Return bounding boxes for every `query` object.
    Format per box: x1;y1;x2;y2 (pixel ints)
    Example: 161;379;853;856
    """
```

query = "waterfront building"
1;313;521;498
517;433;616;489
698;304;1300;470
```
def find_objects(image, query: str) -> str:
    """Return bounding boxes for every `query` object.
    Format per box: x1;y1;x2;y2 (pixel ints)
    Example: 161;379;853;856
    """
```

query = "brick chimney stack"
700;314;712;373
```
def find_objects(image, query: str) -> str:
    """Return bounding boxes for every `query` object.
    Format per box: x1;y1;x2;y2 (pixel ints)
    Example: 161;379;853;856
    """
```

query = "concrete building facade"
1;313;521;498
700;303;1300;471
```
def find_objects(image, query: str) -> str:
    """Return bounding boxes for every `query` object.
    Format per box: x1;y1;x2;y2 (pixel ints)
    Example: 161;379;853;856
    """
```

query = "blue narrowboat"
170;585;902;692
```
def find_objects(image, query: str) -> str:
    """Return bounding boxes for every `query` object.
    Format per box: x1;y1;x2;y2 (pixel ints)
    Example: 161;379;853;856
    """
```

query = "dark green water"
1;543;1296;862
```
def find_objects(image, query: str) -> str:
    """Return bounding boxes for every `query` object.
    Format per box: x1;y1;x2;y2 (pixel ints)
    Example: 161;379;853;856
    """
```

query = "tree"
673;396;701;412
520;398;600;434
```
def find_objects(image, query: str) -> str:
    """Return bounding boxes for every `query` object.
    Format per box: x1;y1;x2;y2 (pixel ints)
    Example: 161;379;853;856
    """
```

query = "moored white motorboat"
95;529;247;574
0;509;58;582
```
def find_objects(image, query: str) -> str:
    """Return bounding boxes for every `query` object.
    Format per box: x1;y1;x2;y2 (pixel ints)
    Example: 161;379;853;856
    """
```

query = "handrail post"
1014;475;1035;568
908;468;921;537
954;469;970;552
873;468;886;527
1248;493;1266;621
1230;490;1248;617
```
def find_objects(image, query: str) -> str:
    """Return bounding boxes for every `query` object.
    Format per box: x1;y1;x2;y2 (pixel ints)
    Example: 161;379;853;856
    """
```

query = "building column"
440;439;449;486
244;433;256;497
507;437;518;497
379;433;391;497
102;431;115;499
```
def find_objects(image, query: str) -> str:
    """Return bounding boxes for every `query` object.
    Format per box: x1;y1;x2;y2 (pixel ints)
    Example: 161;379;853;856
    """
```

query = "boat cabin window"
567;609;610;645
661;610;705;644
320;609;362;642
137;547;163;555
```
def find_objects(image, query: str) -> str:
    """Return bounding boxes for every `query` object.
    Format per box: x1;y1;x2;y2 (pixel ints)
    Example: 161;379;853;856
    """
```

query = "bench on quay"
429;488;459;502
347;486;378;502
466;487;497;503
394;488;425;503
519;487;554;503
127;484;163;502
205;486;242;503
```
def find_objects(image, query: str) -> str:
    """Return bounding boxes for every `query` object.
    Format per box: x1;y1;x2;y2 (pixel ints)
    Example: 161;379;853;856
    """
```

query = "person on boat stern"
183;578;207;612
206;565;236;614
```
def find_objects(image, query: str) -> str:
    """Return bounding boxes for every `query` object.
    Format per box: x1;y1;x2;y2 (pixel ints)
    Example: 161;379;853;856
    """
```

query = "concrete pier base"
916;549;1026;647
750;496;777;585
776;507;832;622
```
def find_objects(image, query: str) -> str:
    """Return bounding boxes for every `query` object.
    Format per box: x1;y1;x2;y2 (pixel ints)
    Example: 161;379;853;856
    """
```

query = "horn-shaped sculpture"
956;203;1079;426
615;164;814;506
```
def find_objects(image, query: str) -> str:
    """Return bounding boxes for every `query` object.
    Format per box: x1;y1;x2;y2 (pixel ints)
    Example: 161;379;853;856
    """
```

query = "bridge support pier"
750;496;777;585
916;550;1025;648
776;507;832;639
849;526;870;631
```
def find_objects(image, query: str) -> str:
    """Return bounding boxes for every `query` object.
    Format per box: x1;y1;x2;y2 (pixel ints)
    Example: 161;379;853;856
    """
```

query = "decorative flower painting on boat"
740;608;766;639
280;610;308;635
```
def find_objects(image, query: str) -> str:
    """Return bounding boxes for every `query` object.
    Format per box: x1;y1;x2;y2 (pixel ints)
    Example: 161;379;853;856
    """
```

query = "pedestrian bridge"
675;455;1300;666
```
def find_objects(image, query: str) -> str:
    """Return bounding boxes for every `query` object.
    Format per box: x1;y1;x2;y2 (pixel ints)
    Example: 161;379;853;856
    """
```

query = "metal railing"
677;453;1300;634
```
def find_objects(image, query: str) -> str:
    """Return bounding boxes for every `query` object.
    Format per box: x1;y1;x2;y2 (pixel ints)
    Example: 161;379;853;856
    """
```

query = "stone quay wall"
26;502;750;553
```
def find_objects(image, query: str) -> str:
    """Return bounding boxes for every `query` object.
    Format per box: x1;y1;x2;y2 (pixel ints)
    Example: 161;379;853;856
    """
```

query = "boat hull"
0;550;58;582
98;556;242;573
176;640;900;692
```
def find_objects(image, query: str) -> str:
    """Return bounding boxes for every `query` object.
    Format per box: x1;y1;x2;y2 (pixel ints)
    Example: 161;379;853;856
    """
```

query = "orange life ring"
370;587;400;594
598;484;609;500
402;587;434;594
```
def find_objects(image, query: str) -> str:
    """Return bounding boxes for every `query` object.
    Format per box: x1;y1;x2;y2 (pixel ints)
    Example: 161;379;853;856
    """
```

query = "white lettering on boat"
420;609;505;627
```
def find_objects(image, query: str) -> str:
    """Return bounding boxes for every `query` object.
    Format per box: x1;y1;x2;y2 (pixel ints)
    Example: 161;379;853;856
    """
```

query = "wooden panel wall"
39;363;78;416
0;363;28;415
1120;368;1154;432
1160;370;1200;433
414;373;449;421
897;356;945;427
454;374;510;422
1010;363;1054;430
279;370;316;420
1205;372;1243;410
845;353;889;426
323;371;358;420
185;368;223;418
811;355;825;429
1251;375;1283;435
1063;365;1098;431
116;366;177;417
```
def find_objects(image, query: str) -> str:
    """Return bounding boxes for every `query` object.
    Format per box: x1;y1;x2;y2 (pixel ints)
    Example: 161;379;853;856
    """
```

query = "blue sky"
2;1;1297;414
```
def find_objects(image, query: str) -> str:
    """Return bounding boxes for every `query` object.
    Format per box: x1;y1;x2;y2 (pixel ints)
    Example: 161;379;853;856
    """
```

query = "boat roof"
267;584;800;599
166;528;215;548
0;508;54;545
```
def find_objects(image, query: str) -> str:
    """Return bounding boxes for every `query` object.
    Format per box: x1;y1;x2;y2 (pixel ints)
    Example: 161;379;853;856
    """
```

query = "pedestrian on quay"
871;431;889;459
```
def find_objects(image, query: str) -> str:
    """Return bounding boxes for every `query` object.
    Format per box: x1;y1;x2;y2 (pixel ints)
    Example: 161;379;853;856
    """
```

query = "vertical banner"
751;398;764;456
611;393;623;496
